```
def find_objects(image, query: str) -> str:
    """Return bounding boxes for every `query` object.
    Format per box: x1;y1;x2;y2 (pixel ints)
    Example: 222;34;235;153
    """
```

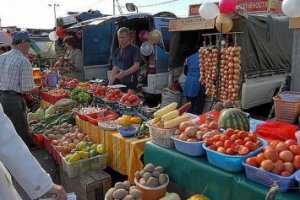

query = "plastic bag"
255;121;298;141
199;111;220;124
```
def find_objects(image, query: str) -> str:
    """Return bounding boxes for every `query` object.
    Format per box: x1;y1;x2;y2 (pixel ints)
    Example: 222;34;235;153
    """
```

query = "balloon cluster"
199;0;236;33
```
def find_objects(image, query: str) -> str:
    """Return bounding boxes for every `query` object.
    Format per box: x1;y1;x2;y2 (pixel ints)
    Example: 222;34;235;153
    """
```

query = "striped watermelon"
218;108;250;131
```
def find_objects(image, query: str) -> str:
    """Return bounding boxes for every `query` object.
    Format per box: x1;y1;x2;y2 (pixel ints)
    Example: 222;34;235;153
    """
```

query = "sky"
0;0;208;29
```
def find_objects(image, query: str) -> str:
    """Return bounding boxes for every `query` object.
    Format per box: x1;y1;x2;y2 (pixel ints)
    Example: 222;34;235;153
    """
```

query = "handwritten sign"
169;17;215;32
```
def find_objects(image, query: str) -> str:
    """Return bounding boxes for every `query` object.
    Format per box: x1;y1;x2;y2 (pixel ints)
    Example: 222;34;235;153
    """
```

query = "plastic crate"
40;91;69;104
243;163;299;192
62;153;107;178
173;137;205;157
202;138;267;172
44;136;54;155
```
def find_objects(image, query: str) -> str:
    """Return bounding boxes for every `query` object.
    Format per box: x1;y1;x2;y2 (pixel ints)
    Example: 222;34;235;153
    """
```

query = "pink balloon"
219;0;236;14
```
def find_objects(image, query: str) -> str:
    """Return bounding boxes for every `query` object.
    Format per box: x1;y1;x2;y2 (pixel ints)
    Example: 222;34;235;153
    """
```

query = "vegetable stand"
75;115;150;182
144;142;300;200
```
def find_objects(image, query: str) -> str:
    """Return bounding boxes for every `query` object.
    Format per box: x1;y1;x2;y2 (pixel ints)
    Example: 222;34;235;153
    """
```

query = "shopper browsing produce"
0;31;39;147
0;103;67;200
109;27;141;89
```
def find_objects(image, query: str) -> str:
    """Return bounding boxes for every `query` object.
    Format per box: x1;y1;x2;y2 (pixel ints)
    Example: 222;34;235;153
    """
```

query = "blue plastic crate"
243;163;299;192
172;137;205;157
202;138;267;172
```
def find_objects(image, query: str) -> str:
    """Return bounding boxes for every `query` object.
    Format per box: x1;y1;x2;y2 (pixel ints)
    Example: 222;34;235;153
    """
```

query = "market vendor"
183;49;205;115
109;27;141;89
0;31;39;147
62;35;83;80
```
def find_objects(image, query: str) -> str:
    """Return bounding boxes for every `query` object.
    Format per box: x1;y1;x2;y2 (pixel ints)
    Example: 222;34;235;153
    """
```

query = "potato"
146;177;159;187
152;170;160;178
114;182;126;190
112;189;128;199
144;163;155;172
154;166;164;173
159;174;168;185
139;178;146;185
142;172;152;182
135;171;141;179
139;169;145;177
105;188;115;200
183;126;198;138
123;194;134;200
123;181;130;190
129;189;141;199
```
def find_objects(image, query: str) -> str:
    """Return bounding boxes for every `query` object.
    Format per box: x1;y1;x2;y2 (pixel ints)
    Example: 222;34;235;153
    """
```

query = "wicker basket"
273;91;300;123
147;122;176;148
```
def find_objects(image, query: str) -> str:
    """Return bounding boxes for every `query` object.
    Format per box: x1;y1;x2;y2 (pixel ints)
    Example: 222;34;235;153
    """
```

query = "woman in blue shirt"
183;49;205;115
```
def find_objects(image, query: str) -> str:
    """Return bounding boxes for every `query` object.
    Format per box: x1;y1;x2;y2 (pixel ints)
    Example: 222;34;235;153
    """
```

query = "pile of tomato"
246;139;300;177
105;89;123;102
59;78;79;89
204;129;261;155
120;90;140;107
93;85;107;97
48;89;69;97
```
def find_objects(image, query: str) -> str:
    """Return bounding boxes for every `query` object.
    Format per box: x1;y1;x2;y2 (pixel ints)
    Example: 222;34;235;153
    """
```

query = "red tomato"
248;133;257;141
225;148;234;155
246;157;258;167
272;160;284;175
285;139;297;146
235;139;244;145
289;145;300;155
205;138;214;146
243;137;251;142
232;144;241;153
283;162;294;173
217;147;225;153
230;134;239;142
215;141;224;148
224;140;233;148
212;135;221;141
238;146;250;155
245;141;256;151
293;155;300;169
220;134;227;141
226;129;235;137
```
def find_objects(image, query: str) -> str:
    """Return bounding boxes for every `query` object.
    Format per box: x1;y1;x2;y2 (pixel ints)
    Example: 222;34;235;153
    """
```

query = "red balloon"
56;26;65;39
219;0;236;14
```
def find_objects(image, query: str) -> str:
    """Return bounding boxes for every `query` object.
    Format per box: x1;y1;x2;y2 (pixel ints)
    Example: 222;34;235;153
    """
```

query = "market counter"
144;142;299;200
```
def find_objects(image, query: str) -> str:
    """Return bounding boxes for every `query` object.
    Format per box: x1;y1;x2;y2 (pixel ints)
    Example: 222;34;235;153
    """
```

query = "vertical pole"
54;5;57;27
113;0;116;15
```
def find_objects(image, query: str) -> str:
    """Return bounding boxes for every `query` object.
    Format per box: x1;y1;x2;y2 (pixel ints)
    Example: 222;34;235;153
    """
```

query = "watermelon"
218;108;250;131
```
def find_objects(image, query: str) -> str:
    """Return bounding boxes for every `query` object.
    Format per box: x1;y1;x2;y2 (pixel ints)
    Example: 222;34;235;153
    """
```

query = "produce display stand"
144;142;300;200
75;115;151;181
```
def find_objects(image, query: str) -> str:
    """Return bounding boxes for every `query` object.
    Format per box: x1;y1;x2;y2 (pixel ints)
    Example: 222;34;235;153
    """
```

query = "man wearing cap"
0;31;36;147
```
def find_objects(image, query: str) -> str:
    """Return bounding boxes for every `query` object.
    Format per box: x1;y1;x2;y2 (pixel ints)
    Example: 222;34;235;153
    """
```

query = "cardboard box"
60;169;111;200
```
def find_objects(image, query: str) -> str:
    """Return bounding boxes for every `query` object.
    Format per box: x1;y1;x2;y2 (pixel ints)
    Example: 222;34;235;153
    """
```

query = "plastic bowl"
203;138;267;172
243;162;299;192
119;126;139;137
172;137;205;157
134;176;169;200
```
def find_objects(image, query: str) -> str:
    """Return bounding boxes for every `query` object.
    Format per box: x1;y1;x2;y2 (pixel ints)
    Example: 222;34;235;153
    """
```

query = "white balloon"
199;2;220;20
282;0;300;18
49;31;58;41
140;42;154;57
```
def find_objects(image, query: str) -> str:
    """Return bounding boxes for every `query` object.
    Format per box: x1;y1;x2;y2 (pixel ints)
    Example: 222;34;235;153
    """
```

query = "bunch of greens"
71;88;92;104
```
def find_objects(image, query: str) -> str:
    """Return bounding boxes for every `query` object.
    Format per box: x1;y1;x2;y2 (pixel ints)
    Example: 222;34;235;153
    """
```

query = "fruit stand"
144;142;300;200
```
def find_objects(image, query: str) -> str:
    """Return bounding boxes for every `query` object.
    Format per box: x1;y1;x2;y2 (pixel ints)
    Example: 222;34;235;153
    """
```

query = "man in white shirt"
0;103;67;200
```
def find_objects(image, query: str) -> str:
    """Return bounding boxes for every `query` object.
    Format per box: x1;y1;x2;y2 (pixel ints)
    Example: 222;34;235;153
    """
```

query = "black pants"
186;90;205;115
0;91;33;147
